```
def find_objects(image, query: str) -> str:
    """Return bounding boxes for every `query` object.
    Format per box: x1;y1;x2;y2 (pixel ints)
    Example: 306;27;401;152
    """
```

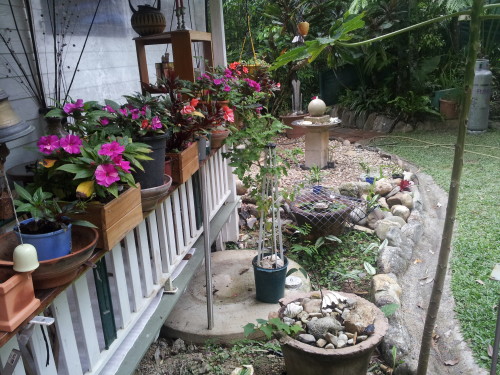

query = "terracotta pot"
439;98;459;119
210;129;230;149
0;272;40;332
0;226;98;289
280;114;306;139
278;291;388;375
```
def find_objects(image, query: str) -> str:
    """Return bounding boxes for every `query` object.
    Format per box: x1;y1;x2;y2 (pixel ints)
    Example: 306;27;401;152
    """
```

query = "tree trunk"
416;0;483;374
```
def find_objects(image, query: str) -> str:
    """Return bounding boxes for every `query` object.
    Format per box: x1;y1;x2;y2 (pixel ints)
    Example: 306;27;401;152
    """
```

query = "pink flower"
213;78;223;85
224;69;233;78
223;85;231;92
130;108;140;120
103;105;115;113
59;134;82;154
100;117;110;126
94;164;120;187
151;116;162;130
112;156;131;173
63;99;84;114
37;135;60;155
244;78;261;92
222;106;234;122
99;141;125;158
119;108;128;116
181;105;196;115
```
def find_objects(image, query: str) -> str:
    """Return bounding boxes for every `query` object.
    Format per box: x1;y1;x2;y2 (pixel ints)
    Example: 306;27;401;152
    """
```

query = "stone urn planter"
280;114;306;139
277;291;388;375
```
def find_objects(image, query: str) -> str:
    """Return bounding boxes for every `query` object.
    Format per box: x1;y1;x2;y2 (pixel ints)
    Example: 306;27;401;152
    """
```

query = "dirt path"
398;171;486;374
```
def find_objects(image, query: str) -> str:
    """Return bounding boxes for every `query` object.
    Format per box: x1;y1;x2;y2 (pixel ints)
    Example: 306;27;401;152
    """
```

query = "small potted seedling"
308;166;324;194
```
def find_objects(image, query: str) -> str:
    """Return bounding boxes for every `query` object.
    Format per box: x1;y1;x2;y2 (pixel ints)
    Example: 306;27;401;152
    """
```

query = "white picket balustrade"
0;148;238;375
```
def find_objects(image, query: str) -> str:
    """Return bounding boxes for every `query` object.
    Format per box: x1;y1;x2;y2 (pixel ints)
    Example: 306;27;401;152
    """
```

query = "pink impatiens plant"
34;133;151;202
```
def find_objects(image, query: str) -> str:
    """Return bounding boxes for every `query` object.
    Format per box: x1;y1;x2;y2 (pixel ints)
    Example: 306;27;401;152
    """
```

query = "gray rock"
283;317;295;325
378;245;410;276
385;227;413;258
394;362;418;375
384;216;407;227
378;197;390;210
363;112;378;131
324;332;338;346
375;219;402;240
356;110;368;129
306;316;343;339
375;179;393;196
336;339;347;348
367;208;388;229
393;121;414;133
385;187;401;199
246;217;257;229
371;273;402;306
391;205;410;221
373;115;396;133
339;182;359;198
325;343;335;349
343;139;351;146
297;334;317;345
284;303;303;318
387;192;413;209
379;313;412;367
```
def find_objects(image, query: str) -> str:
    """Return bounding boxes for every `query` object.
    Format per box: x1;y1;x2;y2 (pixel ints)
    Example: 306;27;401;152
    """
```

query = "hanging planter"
129;0;166;37
297;21;310;37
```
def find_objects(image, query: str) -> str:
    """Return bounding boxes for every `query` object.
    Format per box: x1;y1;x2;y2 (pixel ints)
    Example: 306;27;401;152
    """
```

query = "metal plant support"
256;144;284;266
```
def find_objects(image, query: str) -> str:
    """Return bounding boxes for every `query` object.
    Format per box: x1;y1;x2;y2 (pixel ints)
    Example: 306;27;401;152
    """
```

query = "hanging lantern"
0;89;33;145
298;21;310;37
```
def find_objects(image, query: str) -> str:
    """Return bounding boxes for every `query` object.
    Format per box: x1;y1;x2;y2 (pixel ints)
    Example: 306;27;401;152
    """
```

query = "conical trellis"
256;144;284;267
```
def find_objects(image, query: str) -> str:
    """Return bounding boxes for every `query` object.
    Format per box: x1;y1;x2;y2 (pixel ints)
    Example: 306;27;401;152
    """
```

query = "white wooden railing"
0;147;239;375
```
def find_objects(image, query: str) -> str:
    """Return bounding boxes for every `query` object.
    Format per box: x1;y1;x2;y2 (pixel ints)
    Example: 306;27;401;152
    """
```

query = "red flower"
141;119;149;129
190;98;199;107
222;106;234;122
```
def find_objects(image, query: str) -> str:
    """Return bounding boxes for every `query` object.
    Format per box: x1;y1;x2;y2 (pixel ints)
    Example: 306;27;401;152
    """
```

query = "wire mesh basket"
289;186;366;237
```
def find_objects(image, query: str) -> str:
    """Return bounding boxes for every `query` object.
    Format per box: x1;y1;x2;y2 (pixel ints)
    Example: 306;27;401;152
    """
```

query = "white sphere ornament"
308;97;326;116
13;243;39;272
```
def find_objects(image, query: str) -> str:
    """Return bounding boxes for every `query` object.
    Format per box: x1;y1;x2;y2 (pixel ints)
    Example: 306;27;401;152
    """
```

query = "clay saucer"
0;226;98;289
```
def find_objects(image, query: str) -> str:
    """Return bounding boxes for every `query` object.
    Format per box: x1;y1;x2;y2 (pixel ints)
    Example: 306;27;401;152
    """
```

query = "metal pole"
200;163;213;329
491;297;500;374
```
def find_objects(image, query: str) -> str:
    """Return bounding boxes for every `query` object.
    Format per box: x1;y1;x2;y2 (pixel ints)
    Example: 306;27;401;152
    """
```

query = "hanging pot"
129;0;166;37
133;133;169;189
298;21;310;37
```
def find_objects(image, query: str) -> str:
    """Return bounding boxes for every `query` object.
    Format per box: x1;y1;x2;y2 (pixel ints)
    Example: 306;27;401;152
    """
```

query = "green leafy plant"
308;165;324;185
14;183;95;234
243;317;302;340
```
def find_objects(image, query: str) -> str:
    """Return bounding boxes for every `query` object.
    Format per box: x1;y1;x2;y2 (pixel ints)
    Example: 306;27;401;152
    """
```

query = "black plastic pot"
252;254;288;303
133;133;169;189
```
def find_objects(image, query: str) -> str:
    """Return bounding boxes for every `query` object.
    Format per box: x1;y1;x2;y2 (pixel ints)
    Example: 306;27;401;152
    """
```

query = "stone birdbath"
292;97;341;169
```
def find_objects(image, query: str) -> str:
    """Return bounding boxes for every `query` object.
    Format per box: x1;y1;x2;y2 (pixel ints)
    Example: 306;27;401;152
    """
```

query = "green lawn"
373;127;500;372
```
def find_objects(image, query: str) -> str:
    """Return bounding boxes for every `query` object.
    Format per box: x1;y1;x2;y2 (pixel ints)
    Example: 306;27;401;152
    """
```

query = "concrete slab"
163;250;310;344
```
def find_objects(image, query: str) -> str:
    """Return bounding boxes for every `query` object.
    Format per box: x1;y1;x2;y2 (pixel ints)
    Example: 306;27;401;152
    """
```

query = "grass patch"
287;230;380;294
373;128;500;372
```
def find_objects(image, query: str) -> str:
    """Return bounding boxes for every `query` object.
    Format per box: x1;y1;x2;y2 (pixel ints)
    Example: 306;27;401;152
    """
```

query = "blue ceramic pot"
14;218;72;261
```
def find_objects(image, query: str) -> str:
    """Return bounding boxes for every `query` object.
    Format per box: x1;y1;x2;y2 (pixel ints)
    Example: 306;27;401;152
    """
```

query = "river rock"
371;273;402;306
339;182;359;198
297;334;316;345
375;219;402;240
343;303;375;334
375;179;393;196
391;205;410;221
284;303;303;318
387;192;414;209
367;208;389;229
377;245;410;276
384;215;407;227
302;298;322;314
306;316;343;339
378;197;390;210
316;338;327;348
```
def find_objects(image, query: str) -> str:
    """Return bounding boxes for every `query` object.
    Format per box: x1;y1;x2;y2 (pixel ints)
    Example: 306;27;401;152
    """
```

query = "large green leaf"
270;46;309;70
57;164;89;174
14;183;33;202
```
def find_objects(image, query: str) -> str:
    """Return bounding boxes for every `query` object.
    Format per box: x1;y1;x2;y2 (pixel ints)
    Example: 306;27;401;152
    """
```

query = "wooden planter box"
166;141;200;184
0;273;40;332
71;186;142;250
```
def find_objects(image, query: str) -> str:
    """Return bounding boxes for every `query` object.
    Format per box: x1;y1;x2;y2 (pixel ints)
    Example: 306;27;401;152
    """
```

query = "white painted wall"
0;0;209;171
